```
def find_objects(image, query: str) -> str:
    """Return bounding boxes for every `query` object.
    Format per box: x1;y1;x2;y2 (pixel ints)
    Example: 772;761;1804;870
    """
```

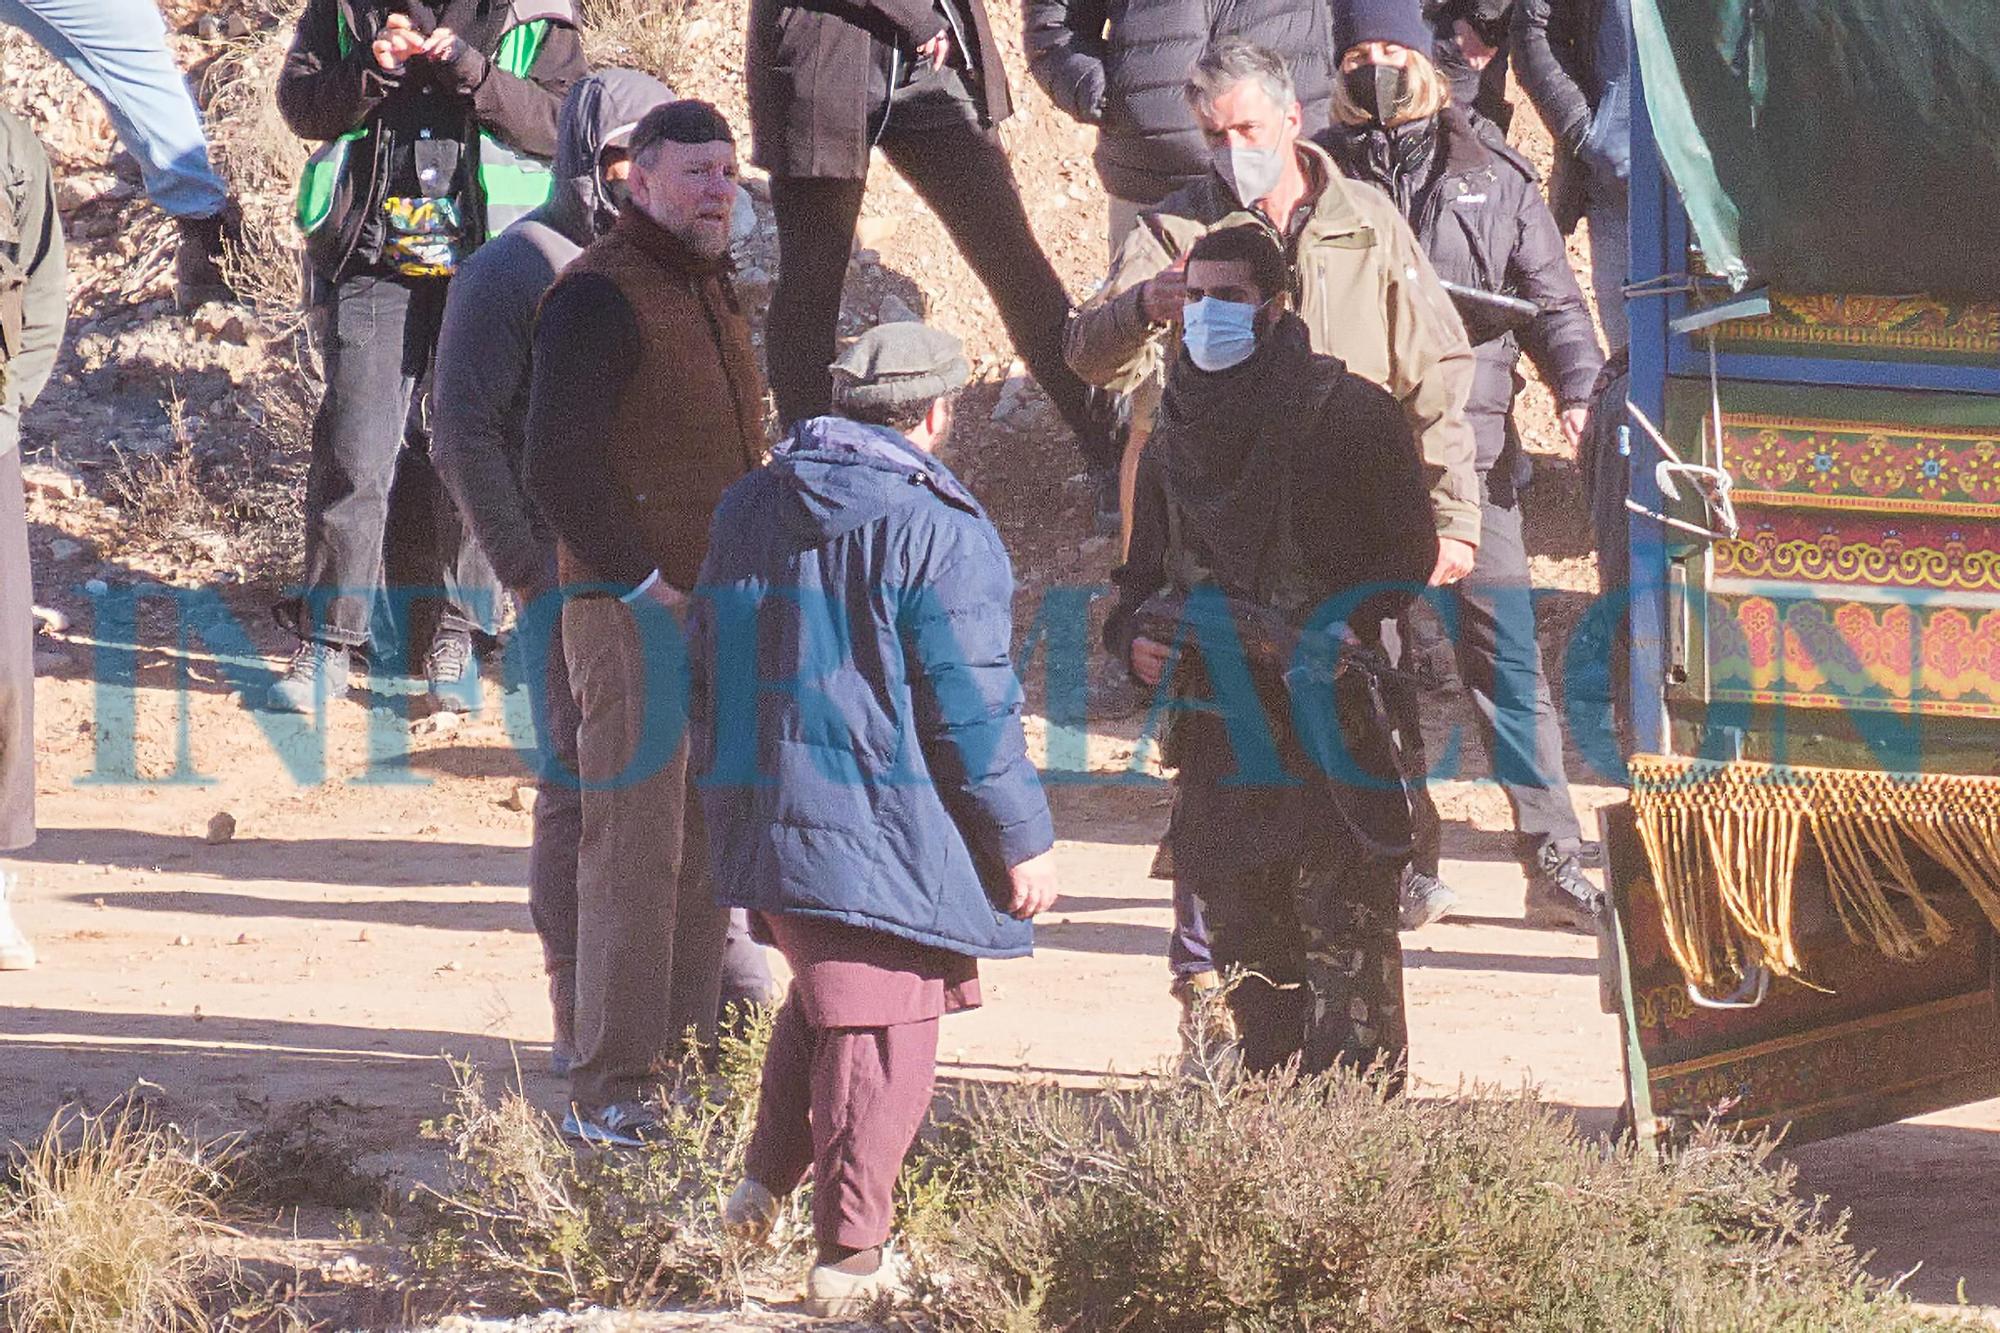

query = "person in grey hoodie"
431;69;774;1074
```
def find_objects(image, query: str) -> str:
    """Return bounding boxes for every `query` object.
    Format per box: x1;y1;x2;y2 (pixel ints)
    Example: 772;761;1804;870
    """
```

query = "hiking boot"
1398;865;1460;932
548;965;576;1077
174;205;240;311
265;639;353;714
1523;842;1605;934
0;870;36;971
803;1244;912;1318
722;1178;780;1246
561;1101;664;1148
424;629;476;714
1174;969;1239;1075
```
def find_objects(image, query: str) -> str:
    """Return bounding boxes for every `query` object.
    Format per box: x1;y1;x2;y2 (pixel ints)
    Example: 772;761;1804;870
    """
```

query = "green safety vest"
294;15;556;245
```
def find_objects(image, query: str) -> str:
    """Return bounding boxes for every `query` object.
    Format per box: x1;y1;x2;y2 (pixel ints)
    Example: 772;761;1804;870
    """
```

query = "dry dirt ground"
4;0;1998;1325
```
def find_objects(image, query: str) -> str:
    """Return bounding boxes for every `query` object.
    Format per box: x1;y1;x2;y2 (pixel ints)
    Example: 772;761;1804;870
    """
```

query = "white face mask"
1211;143;1287;207
1182;296;1263;372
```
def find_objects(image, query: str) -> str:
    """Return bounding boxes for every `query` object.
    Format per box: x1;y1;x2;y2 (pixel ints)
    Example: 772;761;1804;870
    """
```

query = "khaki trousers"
561;594;727;1111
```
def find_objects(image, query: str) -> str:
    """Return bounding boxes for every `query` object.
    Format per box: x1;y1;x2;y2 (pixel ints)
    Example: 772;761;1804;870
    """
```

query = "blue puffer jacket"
690;417;1054;959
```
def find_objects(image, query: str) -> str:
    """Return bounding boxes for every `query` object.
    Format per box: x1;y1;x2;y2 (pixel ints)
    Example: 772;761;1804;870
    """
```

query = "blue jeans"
0;0;227;218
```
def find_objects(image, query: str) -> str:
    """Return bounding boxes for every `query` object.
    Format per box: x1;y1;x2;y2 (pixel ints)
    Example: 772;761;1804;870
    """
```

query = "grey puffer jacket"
1025;0;1332;206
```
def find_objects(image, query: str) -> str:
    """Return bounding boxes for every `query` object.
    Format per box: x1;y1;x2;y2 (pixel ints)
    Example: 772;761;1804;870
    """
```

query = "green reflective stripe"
493;20;549;77
296;130;364;234
335;11;353;58
478;137;555;208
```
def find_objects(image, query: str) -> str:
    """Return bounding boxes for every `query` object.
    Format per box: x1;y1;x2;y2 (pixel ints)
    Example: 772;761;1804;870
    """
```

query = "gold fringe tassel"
1626;757;2000;994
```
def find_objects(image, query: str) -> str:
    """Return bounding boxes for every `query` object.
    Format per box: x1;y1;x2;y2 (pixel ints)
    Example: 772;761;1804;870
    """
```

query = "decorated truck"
1598;1;2000;1143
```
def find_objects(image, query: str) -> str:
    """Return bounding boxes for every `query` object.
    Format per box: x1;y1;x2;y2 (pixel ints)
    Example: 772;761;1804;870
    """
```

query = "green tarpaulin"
1633;0;2000;298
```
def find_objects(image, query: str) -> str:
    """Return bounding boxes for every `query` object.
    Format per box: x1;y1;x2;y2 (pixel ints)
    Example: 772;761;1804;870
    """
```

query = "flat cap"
829;321;971;414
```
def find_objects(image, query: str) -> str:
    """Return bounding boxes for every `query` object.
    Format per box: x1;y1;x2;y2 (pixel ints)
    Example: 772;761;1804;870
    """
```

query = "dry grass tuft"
0;1103;235;1333
580;0;689;85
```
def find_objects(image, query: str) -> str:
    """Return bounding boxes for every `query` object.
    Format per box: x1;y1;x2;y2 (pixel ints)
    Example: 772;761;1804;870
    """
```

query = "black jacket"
1323;109;1602;472
1512;0;1626;230
748;0;1012;180
1024;0;1332;206
278;0;586;277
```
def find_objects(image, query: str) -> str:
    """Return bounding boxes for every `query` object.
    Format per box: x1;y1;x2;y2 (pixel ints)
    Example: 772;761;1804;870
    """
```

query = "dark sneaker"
1398;865;1460;931
265;639;352;714
1523;843;1605;934
174;205;240;311
424;630;476;714
561;1101;664;1148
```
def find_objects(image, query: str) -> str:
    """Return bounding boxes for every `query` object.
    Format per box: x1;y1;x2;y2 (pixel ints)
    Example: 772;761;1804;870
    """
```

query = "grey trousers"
0;443;32;851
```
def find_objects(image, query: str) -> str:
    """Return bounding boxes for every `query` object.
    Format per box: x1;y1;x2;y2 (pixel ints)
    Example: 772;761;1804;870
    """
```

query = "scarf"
1333;115;1443;223
1154;313;1320;601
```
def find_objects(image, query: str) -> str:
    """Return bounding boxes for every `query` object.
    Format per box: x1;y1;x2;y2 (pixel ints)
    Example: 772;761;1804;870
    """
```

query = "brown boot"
1174;970;1238;1075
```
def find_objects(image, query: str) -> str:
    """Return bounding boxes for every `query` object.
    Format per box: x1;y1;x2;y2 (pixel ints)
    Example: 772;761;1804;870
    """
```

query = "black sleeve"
524;273;658;588
1511;0;1592;152
1103;448;1171;674
1298;383;1438;628
1023;0;1107;125
446;22;587;159
1509;179;1604;406
277;0;403;141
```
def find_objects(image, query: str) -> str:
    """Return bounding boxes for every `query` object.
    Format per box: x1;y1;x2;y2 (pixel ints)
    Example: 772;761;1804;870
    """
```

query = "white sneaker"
0;870;36;970
802;1243;911;1318
722;1178;779;1245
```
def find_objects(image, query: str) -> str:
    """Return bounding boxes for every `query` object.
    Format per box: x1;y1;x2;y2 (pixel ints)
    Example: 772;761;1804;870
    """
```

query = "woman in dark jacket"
1321;0;1605;936
1025;0;1333;254
268;0;584;715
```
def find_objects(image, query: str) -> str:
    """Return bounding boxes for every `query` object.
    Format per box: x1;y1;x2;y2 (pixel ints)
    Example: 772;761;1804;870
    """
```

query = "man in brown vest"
525;99;767;1146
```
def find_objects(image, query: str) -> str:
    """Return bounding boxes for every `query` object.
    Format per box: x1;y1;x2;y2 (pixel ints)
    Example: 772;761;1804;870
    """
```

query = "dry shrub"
0;1104;234;1333
580;0;688;84
405;1009;808;1313
900;1070;1965;1332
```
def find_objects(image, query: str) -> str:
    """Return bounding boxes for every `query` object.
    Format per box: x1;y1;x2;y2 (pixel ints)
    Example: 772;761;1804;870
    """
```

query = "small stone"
190;303;250;345
173;934;192;947
204;811;237;845
854;215;899;250
31;605;70;634
234;933;252;945
84;578;110;597
877;294;921;324
413;711;462;736
502;785;538;814
439;960;460;973
20;462;85;501
48;538;82;562
356;929;370;943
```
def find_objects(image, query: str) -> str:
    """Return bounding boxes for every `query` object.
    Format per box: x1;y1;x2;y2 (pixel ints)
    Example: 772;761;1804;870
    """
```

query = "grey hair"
1185;37;1297;117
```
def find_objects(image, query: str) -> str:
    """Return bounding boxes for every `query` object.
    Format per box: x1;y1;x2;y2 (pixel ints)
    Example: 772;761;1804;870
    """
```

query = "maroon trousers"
744;914;978;1252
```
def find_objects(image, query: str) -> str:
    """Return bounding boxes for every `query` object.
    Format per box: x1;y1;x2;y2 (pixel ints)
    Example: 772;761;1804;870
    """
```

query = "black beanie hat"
628;99;735;157
1331;0;1434;58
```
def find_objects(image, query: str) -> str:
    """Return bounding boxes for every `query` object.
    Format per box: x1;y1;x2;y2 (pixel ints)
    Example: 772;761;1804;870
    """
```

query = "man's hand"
1429;537;1477;587
1560;405;1590;449
1005;848;1061;920
916;30;953;70
373;13;428;70
1129;635;1170;686
1455;18;1499;70
1139;257;1189;325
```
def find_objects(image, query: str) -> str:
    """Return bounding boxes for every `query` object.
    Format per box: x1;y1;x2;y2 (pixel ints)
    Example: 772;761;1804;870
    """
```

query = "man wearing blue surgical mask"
1106;224;1437;1078
1069;37;1475;1043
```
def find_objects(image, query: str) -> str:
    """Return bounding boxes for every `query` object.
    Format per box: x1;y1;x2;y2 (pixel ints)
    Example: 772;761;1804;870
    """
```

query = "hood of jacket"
763;415;984;548
535;67;673;246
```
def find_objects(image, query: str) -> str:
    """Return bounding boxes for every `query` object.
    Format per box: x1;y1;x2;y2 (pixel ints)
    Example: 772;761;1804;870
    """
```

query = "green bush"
900;1069;1965;1332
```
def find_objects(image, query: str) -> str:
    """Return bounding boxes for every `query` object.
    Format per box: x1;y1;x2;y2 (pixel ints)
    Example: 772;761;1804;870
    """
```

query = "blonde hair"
1330;48;1453;128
